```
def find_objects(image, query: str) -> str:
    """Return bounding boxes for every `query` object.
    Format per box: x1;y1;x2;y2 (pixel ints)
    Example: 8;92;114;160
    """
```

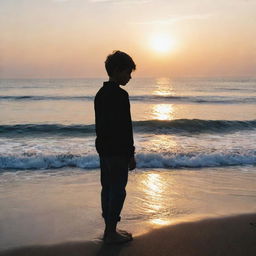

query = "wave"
132;95;256;104
0;95;91;101
0;124;95;136
134;119;256;133
0;151;255;170
1;119;256;137
0;95;255;104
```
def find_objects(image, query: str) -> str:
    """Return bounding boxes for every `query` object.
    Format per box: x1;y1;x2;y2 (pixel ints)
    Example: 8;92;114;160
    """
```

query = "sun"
150;34;175;53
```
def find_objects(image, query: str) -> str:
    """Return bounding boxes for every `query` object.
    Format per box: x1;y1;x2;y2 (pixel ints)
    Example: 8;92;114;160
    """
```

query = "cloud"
132;14;213;25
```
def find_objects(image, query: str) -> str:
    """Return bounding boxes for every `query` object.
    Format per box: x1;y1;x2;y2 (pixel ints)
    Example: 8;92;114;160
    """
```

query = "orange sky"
0;0;255;78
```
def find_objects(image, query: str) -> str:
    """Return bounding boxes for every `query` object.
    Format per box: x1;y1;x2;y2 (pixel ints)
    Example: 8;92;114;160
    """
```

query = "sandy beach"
1;213;256;256
1;168;256;252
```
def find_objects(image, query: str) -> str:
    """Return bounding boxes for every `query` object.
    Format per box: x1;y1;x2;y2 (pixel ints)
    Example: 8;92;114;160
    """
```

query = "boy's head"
105;50;136;86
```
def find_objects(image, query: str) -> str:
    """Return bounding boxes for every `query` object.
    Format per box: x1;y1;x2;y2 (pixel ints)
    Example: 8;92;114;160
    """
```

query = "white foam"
136;152;256;168
0;151;255;171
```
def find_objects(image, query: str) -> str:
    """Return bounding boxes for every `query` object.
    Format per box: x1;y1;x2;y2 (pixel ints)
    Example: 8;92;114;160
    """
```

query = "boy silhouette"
94;50;136;244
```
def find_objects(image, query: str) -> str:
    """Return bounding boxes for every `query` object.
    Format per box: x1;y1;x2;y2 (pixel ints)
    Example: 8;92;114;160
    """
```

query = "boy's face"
112;68;132;86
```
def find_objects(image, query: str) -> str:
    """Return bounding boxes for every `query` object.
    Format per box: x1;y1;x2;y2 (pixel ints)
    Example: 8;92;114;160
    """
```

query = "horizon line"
0;75;256;80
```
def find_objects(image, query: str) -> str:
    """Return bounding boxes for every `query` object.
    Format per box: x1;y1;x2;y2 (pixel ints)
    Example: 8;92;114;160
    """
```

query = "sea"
0;77;256;249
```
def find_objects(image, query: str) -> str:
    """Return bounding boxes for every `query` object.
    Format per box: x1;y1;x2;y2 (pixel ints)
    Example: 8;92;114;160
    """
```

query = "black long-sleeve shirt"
94;81;135;157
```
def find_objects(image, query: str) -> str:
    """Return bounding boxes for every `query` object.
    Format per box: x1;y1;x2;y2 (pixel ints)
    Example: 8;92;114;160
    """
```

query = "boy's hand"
129;156;136;171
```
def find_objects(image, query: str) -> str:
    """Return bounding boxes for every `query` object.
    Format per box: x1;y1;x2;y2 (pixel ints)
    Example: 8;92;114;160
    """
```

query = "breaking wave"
1;119;255;136
0;151;255;170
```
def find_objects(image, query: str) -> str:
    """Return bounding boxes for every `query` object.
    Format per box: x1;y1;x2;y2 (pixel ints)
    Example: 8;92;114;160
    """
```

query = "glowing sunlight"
141;173;173;226
150;34;176;53
152;104;174;120
154;77;175;96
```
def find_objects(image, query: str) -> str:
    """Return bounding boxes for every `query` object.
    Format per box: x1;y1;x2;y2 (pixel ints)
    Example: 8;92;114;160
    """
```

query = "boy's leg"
100;157;110;222
100;155;131;243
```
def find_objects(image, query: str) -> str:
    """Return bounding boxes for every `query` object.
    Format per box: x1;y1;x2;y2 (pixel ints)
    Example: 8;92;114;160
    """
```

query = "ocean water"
0;77;256;170
0;77;256;249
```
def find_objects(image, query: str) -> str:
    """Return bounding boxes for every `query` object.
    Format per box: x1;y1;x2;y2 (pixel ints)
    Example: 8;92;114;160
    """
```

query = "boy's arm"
126;93;136;170
129;156;136;171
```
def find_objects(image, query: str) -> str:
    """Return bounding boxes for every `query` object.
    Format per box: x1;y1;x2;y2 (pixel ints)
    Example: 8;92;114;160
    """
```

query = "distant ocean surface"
0;77;256;171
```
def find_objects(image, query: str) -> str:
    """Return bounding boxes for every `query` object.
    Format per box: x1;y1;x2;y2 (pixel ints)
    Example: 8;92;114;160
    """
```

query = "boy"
94;50;136;244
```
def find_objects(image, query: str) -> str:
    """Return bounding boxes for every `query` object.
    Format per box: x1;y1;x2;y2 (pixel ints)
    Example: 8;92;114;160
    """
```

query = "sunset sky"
0;0;255;78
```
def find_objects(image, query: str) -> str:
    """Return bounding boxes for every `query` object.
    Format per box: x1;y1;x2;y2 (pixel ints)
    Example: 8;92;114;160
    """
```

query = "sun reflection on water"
137;77;179;225
141;172;174;226
150;218;173;225
150;77;176;121
154;77;175;97
152;104;174;120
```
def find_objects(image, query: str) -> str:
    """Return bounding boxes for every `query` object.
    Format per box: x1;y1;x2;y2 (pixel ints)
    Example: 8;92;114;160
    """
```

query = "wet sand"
1;213;256;256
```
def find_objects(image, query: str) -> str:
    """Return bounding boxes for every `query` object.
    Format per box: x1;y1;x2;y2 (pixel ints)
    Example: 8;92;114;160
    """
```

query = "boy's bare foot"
103;229;132;240
117;229;132;238
103;230;133;244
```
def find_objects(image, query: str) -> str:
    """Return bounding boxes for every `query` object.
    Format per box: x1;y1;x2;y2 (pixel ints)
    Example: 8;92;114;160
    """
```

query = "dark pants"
100;155;129;224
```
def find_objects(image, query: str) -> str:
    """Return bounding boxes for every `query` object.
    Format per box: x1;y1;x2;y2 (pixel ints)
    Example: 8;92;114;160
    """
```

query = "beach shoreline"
1;167;256;251
1;213;256;256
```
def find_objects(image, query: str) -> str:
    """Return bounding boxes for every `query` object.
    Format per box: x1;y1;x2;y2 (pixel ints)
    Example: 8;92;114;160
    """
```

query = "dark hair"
105;50;136;76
